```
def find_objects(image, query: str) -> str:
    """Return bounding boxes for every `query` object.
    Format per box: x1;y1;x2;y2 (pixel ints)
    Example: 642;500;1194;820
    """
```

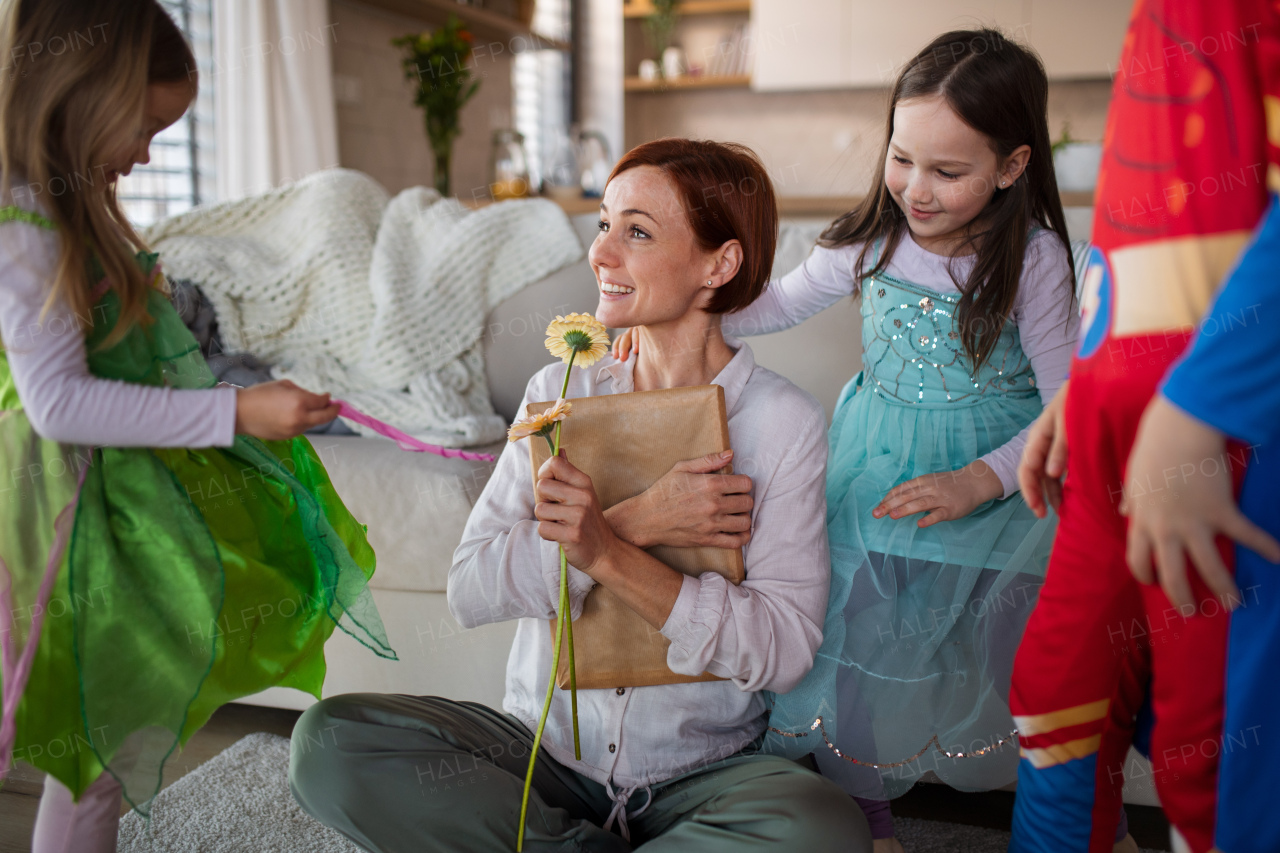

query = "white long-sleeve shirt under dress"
449;341;831;800
0;206;235;448
725;229;1079;498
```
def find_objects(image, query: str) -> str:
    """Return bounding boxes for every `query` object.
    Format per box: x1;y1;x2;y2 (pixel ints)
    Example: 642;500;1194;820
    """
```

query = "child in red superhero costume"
1010;1;1280;851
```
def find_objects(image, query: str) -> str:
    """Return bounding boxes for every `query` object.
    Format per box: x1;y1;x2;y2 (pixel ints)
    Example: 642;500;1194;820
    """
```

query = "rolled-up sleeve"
448;368;596;630
660;407;830;693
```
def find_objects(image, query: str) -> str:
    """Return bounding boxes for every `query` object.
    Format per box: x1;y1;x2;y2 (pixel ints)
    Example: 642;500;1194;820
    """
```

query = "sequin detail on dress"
769;719;1019;768
864;272;1038;406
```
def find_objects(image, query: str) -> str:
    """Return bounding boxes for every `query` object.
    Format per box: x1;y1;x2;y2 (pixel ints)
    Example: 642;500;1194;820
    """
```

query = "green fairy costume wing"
0;219;394;813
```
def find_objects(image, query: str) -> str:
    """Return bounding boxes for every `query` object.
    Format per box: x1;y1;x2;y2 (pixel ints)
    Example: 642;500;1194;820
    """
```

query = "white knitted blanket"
143;169;584;446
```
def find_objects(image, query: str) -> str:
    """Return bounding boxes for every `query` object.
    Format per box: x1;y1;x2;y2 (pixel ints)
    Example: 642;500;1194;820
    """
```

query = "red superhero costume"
1008;2;1280;851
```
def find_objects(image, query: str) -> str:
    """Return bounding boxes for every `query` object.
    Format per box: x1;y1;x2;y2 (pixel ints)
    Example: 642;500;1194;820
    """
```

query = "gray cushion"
482;214;601;423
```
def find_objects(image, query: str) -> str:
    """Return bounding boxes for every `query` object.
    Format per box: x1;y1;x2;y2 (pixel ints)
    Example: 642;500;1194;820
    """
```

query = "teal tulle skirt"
766;373;1056;799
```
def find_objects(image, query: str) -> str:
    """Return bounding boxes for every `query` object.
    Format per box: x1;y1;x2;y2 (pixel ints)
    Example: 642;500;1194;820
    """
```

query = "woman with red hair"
288;138;872;852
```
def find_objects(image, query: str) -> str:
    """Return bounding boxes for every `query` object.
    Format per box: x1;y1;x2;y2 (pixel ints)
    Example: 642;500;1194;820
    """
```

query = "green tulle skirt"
0;255;394;811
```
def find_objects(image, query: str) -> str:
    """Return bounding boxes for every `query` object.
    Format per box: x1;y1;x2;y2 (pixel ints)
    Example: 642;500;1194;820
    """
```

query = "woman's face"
884;94;1028;252
588;165;730;330
105;80;195;183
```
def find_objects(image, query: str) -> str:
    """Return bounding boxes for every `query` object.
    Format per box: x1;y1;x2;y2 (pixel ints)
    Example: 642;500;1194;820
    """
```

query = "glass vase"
432;144;452;197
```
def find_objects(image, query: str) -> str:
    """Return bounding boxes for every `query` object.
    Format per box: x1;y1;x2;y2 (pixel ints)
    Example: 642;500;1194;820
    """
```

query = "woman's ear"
707;239;744;289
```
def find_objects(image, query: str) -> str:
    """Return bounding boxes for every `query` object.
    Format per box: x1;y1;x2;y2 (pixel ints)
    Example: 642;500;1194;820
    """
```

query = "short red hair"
607;138;777;314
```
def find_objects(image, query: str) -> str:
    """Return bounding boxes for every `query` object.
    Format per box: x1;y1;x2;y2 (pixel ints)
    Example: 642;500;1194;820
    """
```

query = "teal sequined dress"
765;257;1057;799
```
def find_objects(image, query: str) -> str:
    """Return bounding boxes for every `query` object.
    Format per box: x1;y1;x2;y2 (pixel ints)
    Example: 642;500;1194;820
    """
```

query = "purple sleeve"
722;243;861;337
0;221;237;447
978;231;1079;498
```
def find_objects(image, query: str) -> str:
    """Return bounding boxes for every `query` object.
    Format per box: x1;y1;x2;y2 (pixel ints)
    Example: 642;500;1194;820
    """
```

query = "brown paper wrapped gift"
526;384;744;689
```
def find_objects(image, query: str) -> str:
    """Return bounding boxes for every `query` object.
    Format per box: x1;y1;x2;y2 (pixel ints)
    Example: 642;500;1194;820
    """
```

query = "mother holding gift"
288;138;870;853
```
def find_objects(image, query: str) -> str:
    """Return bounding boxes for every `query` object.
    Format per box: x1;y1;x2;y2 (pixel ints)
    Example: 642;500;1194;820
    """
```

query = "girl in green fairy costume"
0;2;394;850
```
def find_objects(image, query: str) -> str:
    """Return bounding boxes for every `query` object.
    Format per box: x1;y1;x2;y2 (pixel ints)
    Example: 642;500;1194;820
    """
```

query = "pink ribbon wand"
333;401;496;462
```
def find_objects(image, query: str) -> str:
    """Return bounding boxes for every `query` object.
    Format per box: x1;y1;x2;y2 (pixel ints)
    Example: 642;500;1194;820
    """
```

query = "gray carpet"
118;733;1162;852
117;733;359;853
893;818;1164;853
895;817;1016;852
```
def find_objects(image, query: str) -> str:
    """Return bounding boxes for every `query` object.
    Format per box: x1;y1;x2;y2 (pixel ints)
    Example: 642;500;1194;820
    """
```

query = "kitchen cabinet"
753;0;1129;91
1025;0;1131;80
753;0;850;90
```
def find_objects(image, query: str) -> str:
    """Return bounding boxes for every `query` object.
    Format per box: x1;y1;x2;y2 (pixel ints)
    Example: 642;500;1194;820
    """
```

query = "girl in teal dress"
614;28;1083;851
0;3;393;850
748;30;1080;848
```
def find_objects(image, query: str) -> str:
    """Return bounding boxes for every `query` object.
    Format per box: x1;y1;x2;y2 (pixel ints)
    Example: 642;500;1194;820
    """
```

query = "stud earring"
707;279;713;286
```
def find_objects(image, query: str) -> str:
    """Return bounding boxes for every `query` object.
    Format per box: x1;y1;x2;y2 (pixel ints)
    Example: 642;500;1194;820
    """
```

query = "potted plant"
393;16;480;197
643;0;679;78
1051;121;1103;193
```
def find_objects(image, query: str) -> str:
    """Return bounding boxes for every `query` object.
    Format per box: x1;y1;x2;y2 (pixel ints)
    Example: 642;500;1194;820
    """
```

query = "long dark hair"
821;28;1074;370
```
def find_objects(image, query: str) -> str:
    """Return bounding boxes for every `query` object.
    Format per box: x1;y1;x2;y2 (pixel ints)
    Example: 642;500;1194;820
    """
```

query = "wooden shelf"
1059;190;1095;207
776;192;1097;218
465;192;1096;219
623;0;751;18
463;195;601;215
776;197;862;218
351;0;570;50
624;73;751;92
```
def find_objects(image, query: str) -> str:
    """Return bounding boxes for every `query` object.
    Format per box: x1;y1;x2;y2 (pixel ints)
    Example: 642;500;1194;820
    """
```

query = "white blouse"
449;341;832;791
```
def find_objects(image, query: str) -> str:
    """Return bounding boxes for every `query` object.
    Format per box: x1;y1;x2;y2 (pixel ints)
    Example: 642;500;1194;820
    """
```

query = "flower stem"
555;350;577;420
552;351;580;758
560;548;580;759
517;349;583;849
517;595;566;852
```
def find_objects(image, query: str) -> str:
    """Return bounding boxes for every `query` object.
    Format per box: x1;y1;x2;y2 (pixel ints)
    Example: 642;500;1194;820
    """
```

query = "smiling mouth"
599;281;635;295
909;207;939;220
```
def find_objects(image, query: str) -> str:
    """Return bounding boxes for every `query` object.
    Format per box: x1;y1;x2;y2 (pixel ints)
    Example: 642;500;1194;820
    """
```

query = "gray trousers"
289;694;871;853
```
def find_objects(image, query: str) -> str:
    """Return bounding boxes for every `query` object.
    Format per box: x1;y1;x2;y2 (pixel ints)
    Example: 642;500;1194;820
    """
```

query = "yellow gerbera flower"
507;398;572;442
545;313;610;368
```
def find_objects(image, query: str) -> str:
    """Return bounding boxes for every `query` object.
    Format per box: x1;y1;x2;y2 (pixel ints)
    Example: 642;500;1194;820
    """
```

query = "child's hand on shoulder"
873;460;1004;528
611;327;637;361
234;380;341;441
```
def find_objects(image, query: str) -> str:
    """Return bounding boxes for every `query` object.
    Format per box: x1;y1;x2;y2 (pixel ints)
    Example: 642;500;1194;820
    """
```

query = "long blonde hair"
0;0;195;346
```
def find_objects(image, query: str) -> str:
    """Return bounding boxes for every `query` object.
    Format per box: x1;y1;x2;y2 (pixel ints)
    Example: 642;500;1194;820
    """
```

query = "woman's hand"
234;380;340;440
611;327;638;361
1123;396;1280;611
873;460;1004;528
535;450;619;572
605;450;753;549
1018;379;1069;518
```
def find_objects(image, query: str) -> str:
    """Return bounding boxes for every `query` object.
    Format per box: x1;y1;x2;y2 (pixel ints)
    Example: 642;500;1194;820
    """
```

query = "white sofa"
240;211;1159;808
